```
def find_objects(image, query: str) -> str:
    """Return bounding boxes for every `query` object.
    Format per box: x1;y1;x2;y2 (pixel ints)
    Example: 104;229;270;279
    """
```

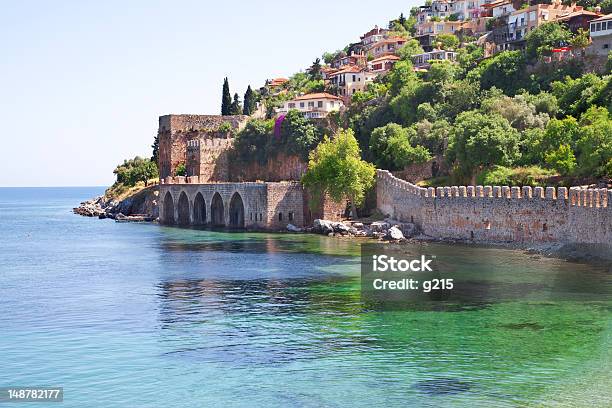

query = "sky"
0;0;419;187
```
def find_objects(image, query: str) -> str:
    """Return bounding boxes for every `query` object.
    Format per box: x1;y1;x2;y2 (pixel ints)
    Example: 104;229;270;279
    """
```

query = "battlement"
376;170;612;245
377;170;611;208
159;114;248;134
186;138;234;150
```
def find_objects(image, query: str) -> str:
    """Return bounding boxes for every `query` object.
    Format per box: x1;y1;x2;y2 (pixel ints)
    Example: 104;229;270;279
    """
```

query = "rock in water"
286;224;302;233
370;221;390;233
313;219;334;234
385;226;405;241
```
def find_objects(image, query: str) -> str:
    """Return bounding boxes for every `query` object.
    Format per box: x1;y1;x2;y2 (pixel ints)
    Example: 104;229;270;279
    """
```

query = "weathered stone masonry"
159;176;304;230
377;170;612;245
158;114;248;180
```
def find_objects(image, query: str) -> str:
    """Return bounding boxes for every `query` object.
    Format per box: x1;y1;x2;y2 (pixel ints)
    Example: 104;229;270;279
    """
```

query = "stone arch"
211;192;225;227
229;192;245;228
163;191;175;225
177;192;190;226
193;192;206;225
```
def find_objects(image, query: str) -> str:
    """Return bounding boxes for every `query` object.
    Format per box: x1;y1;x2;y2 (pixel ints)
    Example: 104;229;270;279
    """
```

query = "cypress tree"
243;85;256;115
230;93;242;115
221;77;231;116
151;133;159;167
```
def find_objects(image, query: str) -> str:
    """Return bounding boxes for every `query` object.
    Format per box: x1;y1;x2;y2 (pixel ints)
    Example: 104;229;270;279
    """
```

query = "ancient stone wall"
159;178;304;230
392;155;448;183
186;138;234;182
377;170;612;245
158;114;248;179
266;183;304;229
229;153;307;182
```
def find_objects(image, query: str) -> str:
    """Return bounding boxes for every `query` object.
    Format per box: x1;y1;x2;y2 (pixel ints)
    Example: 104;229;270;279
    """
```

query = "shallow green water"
0;188;610;407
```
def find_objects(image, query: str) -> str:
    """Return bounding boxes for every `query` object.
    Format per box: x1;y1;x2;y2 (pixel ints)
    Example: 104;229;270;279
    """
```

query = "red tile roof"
327;65;363;76
593;13;612;21
369;55;400;63
293;93;343;101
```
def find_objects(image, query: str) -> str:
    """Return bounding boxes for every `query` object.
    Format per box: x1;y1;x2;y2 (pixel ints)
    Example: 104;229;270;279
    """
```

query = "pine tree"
243;85;256;115
399;13;406;26
230;93;242;115
221;77;232;115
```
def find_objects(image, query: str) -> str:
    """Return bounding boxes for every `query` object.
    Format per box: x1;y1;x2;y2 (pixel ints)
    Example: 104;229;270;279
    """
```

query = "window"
604;44;610;49
300;102;305;108
288;212;294;221
608;21;612;29
288;103;295;109
308;101;314;108
317;101;323;108
259;213;263;221
352;75;356;82
591;23;596;32
352;89;356;94
278;213;283;221
596;22;601;31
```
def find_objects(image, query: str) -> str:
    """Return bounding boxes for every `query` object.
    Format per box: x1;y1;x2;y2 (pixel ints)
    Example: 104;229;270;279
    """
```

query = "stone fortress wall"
159;176;304;230
158;114;248;180
377;170;612;245
157;114;345;230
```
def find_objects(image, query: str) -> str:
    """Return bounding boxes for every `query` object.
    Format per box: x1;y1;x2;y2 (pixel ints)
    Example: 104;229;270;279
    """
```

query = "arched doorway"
163;192;175;225
177;192;190;226
229;192;245;228
210;192;225;227
193;192;206;225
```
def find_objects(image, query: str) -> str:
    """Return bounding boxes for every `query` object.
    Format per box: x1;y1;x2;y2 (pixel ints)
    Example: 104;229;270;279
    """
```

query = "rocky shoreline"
73;186;159;221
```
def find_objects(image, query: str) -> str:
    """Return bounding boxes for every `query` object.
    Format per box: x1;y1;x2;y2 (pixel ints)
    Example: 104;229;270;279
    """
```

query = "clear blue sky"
0;0;419;187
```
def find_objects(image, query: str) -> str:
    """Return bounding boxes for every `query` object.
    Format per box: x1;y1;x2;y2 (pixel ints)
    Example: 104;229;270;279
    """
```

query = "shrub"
476;165;556;186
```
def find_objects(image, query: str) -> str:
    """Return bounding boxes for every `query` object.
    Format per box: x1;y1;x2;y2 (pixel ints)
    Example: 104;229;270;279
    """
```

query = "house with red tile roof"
277;93;344;119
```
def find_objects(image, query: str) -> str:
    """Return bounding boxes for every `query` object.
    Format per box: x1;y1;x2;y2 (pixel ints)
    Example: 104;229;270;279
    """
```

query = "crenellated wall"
377;170;612;245
158;114;248;179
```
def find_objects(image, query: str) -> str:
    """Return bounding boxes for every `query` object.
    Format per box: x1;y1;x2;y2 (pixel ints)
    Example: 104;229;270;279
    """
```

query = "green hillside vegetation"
235;21;611;191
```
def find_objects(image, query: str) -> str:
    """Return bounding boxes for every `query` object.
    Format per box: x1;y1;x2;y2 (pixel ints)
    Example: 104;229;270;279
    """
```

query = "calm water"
0;187;610;407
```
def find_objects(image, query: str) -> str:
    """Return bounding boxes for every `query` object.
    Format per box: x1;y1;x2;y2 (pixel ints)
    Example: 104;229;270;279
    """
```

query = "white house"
412;50;458;68
278;93;344;119
588;13;612;56
328;66;376;102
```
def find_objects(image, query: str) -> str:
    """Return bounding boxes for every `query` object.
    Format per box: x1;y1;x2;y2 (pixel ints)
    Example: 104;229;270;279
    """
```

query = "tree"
469;51;527;95
113;157;159;187
151;133;159;166
544;144;576;175
570;28;590;55
243;85;256;115
175;163;186;177
370;123;431;170
230;93;242;115
302;129;376;218
446;111;520;179
308;58;323;80
436;33;460;50
524;22;571;60
397;39;424;61
221;77;232;116
575;106;612;177
280;109;320;158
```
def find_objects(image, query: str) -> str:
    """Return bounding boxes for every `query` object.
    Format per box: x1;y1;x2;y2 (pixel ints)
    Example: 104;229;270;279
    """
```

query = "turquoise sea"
0;187;610;407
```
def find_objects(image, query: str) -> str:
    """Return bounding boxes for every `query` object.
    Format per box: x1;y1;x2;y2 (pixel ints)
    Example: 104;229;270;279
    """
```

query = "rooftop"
293;93;343;101
368;55;400;63
593;13;612;21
